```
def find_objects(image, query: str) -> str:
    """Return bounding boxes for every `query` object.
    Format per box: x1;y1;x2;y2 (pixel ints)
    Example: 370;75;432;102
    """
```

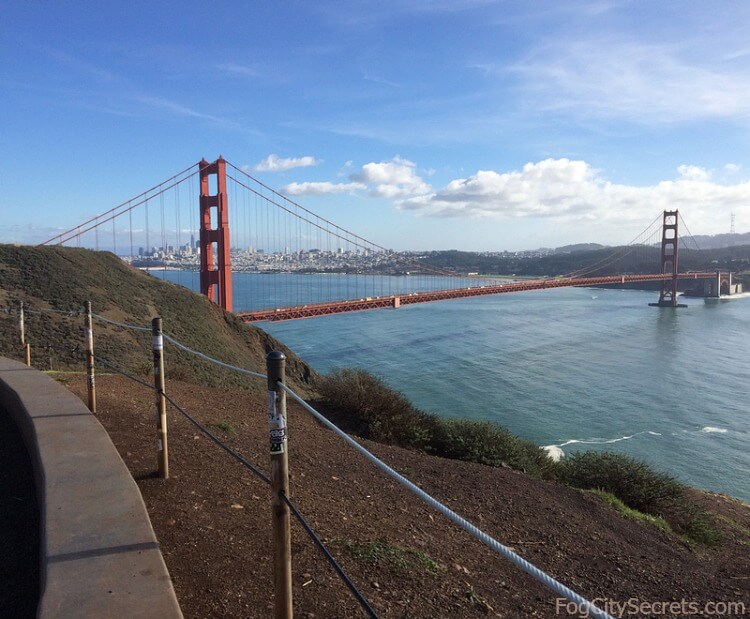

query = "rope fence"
4;299;616;619
93;352;376;618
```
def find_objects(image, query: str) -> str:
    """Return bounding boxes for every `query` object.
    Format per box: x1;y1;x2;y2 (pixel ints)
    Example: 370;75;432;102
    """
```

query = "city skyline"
3;2;750;250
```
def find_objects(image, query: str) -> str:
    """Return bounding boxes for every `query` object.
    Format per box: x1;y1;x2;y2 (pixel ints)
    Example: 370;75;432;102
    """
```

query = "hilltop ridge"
0;244;316;393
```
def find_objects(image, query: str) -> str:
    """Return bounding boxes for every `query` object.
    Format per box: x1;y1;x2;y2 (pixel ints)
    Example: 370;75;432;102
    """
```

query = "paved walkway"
0;358;182;619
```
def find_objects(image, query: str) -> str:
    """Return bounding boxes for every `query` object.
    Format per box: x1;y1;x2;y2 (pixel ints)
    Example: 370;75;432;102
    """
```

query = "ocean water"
159;271;750;502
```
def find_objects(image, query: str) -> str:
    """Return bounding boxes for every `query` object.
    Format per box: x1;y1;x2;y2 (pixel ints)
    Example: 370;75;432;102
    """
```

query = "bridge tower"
650;210;686;308
199;157;233;312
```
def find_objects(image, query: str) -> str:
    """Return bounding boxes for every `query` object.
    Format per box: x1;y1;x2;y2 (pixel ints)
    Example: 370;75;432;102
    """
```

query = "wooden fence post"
266;350;292;619
85;301;97;412
19;301;30;367
152;317;169;479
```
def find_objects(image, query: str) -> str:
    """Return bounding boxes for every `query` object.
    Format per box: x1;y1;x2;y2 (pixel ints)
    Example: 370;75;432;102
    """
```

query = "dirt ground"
59;374;750;619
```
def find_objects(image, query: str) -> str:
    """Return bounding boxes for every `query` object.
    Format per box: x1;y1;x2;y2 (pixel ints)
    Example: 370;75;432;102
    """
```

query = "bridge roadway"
237;272;716;322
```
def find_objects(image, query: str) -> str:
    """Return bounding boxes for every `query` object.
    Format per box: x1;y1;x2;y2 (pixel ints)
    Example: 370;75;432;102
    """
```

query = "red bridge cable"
39;162;208;246
226;172;480;282
45;172;199;247
562;213;664;279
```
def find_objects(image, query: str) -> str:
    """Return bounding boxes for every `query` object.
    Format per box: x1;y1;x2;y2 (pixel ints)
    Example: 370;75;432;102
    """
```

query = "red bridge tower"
199;157;233;312
650;210;686;308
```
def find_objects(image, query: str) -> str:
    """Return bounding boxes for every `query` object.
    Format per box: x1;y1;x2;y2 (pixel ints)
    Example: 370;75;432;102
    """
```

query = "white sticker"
268;390;287;452
157;439;163;451
152;334;164;351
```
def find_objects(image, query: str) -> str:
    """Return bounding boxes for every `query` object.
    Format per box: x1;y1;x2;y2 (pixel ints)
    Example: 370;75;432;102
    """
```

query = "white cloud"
217;62;261;78
677;165;711;182
253;154;320;172
510;39;750;123
725;163;742;173
283;156;433;198
397;158;750;234
282;181;364;196
350;156;431;198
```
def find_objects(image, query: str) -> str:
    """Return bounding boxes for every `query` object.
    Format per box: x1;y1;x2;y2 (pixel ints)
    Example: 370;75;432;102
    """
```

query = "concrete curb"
0;357;183;618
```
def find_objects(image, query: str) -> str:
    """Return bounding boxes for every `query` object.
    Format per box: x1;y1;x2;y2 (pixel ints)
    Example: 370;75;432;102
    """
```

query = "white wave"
701;426;728;434
543;445;565;461
549;429;664;449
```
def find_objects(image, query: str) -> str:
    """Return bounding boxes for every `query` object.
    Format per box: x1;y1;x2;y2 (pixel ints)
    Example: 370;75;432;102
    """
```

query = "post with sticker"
266;350;292;619
19;300;31;367
84;301;96;413
151;316;169;480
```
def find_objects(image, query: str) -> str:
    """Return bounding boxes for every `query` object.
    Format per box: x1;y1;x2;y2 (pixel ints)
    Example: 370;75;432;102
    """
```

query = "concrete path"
0;357;183;619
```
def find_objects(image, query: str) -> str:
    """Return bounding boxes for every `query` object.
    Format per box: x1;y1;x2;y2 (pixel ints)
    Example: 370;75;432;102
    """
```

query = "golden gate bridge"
40;157;727;321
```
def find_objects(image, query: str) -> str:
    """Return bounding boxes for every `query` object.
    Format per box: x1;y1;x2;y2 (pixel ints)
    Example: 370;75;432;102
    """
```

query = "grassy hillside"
0;244;315;394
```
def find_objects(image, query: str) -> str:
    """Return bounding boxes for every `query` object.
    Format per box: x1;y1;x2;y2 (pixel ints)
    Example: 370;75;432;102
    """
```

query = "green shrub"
317;368;553;477
430;418;556;478
560;452;722;546
317;368;439;450
559;451;682;512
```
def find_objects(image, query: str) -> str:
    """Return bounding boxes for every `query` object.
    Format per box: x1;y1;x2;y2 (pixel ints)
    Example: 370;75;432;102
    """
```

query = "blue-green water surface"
160;271;749;501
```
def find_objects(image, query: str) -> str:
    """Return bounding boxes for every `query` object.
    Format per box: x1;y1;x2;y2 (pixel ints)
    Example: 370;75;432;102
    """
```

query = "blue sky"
3;1;750;250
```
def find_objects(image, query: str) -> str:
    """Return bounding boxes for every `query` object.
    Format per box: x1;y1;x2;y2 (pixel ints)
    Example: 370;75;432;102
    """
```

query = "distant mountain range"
550;232;750;254
689;232;750;249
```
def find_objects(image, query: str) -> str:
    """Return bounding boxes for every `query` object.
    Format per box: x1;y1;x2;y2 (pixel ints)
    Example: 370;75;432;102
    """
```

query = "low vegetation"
559;452;722;546
318;368;722;546
340;539;442;575
317;368;556;479
590;489;672;534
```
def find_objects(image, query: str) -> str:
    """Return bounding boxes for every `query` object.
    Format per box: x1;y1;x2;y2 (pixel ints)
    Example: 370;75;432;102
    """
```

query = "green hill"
0;245;315;394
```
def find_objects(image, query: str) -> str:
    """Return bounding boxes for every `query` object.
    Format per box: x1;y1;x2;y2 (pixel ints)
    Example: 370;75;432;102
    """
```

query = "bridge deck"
238;272;715;322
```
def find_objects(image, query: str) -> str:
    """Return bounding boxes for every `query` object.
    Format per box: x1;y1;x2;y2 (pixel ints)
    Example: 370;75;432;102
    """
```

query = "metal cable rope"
93;355;270;482
91;313;153;333
280;383;616;619
5;305;84;317
93;355;376;617
161;333;266;380
281;494;378;619
90;324;608;616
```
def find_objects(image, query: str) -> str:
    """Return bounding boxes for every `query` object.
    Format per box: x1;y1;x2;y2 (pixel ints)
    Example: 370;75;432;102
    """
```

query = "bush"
558;451;683;513
317;368;553;477
317;368;439;450
559;452;721;546
431;418;556;478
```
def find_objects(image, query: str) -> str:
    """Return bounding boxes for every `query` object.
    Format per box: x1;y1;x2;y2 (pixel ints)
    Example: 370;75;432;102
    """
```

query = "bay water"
160;271;749;502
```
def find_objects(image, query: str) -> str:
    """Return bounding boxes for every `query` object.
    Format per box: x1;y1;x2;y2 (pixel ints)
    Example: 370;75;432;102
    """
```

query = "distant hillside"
419;244;750;278
691;231;750;249
554;242;605;254
0;245;316;394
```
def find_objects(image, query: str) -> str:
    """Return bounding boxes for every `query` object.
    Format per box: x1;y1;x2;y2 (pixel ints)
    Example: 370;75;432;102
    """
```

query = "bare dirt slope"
59;374;750;619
